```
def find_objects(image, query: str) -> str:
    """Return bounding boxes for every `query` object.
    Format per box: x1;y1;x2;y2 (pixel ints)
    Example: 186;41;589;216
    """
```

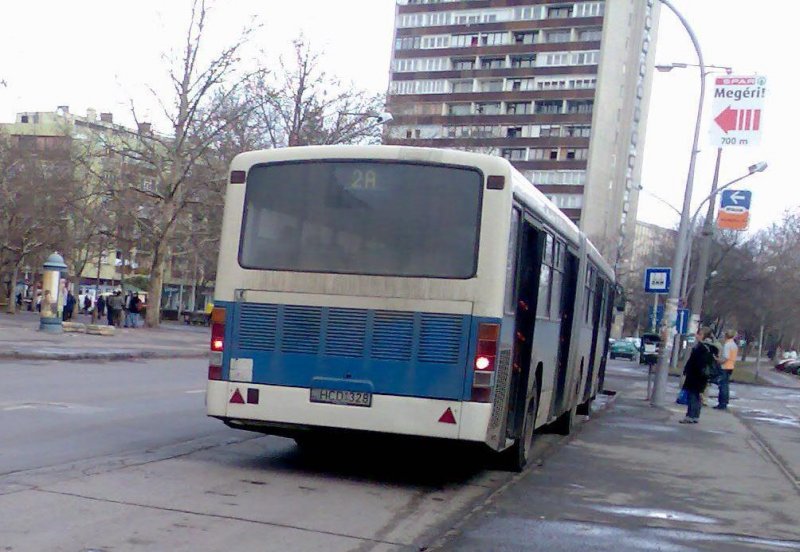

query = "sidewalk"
0;311;208;361
436;366;800;551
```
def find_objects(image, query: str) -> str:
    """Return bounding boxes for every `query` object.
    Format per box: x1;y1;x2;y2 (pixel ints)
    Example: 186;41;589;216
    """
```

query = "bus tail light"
209;307;226;380
472;323;499;402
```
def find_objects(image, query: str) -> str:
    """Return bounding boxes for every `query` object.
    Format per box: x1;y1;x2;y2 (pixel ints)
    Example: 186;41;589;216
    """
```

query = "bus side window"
550;240;565;321
504;208;521;314
536;232;554;318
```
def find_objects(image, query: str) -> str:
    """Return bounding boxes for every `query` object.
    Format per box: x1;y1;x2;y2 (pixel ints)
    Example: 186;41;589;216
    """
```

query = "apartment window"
535;100;563;114
508;78;535;91
545;30;572;43
551;194;584;209
20;115;29;123
510;55;536;68
531;170;586;185
537;79;567;90
575;2;604;18
513;7;538;20
451;80;473;93
501;148;527;161
421;35;450;49
452;34;479;48
448;103;472;116
480;57;505;69
513;31;538;45
506;102;531;115
506;126;523;138
572;51;599;65
565;148;587;160
452;58;476;70
473;125;498;138
406;129;413;139
570;78;597;89
475;102;501;115
579;28;603;41
565;125;591;137
566;100;594;114
541;53;570;66
480;79;504;92
547;6;573;19
530;149;552;161
539;125;562;137
395;36;421;50
481;32;509;46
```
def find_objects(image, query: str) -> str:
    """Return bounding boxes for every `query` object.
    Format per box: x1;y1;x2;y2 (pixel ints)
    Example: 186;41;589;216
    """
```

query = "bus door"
506;218;544;439
583;277;605;401
553;250;579;412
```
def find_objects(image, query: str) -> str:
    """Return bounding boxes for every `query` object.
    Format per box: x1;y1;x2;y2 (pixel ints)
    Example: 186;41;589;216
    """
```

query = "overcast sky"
0;0;793;232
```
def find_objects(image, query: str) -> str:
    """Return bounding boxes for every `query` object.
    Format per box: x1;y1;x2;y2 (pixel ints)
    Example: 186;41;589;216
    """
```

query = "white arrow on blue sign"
720;189;752;211
644;267;672;294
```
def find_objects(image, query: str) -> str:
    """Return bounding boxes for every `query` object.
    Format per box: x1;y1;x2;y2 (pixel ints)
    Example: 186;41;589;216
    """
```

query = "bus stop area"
435;363;800;551
0;311;208;361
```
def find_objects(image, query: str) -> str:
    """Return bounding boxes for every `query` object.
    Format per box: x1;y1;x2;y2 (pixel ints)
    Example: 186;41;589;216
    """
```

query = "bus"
207;145;615;470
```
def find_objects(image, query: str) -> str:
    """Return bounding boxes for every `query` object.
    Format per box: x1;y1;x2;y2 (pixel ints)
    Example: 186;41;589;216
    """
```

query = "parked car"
623;336;642;350
788;360;800;375
610;340;639;361
776;358;797;372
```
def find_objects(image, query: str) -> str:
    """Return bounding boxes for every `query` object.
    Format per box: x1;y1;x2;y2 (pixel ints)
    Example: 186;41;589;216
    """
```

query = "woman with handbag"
680;326;718;424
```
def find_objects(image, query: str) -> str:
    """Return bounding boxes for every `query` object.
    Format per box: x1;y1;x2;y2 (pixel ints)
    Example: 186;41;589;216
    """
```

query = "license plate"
310;388;372;407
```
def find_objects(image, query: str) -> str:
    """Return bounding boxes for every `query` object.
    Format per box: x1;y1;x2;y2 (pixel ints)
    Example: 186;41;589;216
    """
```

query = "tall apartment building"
385;0;660;261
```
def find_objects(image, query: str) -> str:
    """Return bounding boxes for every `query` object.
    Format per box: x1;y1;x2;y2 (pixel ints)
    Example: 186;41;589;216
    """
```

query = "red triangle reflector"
230;389;245;404
438;407;457;424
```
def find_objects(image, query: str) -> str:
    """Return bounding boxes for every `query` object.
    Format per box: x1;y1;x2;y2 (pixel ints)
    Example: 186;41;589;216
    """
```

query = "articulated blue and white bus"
207;145;615;470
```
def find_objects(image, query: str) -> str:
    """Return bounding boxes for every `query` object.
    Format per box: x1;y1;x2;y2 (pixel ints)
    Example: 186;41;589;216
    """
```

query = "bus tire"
551;406;576;436
500;382;538;472
576;397;592;416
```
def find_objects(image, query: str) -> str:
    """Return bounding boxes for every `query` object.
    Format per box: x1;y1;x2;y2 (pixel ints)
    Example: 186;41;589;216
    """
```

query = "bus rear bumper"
207;380;492;443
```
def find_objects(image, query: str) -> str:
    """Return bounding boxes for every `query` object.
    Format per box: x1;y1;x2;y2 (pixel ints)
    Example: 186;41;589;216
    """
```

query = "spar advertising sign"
710;75;767;147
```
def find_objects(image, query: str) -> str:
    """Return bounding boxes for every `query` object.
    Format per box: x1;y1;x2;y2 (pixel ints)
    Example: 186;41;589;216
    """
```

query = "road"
0;358;535;551
2;358;798;551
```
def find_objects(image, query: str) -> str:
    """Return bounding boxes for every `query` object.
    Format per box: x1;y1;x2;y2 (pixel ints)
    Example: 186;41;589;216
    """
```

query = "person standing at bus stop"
715;329;738;410
680;327;717;424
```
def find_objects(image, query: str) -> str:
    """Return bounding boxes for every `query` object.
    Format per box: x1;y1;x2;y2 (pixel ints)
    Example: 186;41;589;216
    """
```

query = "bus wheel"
576;397;593;416
550;406;576;436
501;389;538;472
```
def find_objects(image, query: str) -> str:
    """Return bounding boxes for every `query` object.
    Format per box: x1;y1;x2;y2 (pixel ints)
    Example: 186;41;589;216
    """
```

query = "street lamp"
650;0;706;407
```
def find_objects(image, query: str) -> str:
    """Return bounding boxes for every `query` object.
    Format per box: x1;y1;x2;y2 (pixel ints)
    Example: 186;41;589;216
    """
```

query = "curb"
0;350;207;362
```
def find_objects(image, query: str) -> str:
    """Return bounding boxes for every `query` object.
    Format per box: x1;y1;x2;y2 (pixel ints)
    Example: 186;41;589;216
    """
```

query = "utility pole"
689;147;723;335
651;0;706;407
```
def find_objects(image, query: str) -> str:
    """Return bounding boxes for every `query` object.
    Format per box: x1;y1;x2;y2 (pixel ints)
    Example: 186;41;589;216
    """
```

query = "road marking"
3;405;35;411
185;389;206;394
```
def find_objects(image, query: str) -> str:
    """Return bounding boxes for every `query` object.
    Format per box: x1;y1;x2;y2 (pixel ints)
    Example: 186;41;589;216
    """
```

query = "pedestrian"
680;326;718;424
110;290;124;328
83;294;91;315
97;294;106;317
129;293;142;328
123;292;133;328
715;329;739;410
106;294;115;326
63;291;76;322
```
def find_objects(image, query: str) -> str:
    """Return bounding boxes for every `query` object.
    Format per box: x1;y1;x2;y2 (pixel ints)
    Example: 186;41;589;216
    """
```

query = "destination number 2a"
347;169;377;190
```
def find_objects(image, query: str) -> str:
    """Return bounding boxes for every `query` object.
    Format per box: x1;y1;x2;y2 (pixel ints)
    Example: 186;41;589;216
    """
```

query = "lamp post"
39;252;67;333
650;0;706;407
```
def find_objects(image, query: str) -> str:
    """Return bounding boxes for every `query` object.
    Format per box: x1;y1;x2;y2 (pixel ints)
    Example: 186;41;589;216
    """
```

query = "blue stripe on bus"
217;300;500;401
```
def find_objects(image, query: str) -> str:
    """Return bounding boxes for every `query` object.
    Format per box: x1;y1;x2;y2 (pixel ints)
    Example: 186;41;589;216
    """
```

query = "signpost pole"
651;294;658;332
755;323;764;382
689;147;723;336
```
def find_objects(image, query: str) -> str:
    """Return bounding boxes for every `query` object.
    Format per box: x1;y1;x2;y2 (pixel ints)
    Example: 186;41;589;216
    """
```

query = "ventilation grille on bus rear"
418;314;463;364
238;303;278;351
325;308;368;358
372;311;415;361
281;306;322;354
236;304;466;364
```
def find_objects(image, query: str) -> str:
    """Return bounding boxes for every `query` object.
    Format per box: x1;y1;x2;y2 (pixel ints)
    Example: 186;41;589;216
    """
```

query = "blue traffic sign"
720;190;752;211
649;305;665;329
644;267;672;294
676;308;691;335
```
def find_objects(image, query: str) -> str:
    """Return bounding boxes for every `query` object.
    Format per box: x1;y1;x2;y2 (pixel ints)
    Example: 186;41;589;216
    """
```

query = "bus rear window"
238;161;483;278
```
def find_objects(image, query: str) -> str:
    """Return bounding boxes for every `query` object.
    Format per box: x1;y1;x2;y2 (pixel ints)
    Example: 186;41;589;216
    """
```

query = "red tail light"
209;307;225;380
472;323;500;402
210;307;226;352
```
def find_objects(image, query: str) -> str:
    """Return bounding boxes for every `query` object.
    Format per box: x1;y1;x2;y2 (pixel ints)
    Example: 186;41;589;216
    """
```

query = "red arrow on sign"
715;106;737;133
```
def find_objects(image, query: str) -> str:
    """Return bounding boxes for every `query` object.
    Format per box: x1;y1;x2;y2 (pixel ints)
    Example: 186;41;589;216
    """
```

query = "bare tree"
113;0;261;326
250;38;385;148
